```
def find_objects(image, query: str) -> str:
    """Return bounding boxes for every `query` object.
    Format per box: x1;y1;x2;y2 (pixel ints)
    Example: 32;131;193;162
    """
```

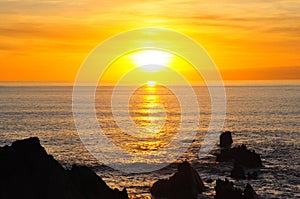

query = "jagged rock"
243;183;259;199
231;145;262;168
220;131;233;148
215;179;243;199
231;162;246;179
215;179;259;199
247;171;258;180
216;144;262;168
70;165;128;199
0;137;128;199
205;178;214;183
216;148;232;162
150;161;204;199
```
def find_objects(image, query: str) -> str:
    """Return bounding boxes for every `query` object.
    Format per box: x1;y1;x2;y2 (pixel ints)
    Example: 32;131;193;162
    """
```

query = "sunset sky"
0;0;299;82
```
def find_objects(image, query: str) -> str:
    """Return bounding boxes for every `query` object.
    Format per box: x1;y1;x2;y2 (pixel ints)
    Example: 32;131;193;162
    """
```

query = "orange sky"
0;0;299;82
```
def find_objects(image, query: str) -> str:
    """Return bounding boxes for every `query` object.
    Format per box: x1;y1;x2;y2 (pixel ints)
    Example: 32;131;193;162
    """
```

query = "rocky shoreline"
0;137;128;199
0;132;262;199
150;131;262;199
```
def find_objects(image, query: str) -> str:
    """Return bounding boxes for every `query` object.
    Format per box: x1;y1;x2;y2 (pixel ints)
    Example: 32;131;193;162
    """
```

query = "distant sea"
0;81;299;198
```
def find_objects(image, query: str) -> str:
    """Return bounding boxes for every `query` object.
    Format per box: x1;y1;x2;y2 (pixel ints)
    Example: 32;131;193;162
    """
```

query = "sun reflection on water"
130;85;166;137
97;85;181;154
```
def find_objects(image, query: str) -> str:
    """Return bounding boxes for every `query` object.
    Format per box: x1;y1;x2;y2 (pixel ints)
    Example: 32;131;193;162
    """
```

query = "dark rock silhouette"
247;171;258;180
215;179;243;199
150;161;204;199
231;162;246;179
205;178;214;183
216;144;262;168
0;137;128;199
216;148;232;162
220;131;233;148
243;183;259;199
70;165;128;199
215;179;258;199
230;144;262;168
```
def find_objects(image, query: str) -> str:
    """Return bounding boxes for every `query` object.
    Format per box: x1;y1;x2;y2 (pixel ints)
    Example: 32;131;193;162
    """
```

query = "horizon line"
0;80;299;87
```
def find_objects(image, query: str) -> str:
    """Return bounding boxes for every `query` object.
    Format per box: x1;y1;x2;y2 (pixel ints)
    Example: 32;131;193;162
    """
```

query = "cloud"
221;66;300;80
0;0;67;16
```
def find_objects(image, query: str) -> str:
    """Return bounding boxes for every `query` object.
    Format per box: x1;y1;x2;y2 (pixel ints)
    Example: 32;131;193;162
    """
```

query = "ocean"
0;82;299;198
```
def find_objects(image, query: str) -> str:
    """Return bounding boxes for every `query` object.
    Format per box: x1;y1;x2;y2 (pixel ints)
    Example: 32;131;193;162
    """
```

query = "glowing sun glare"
147;81;157;87
131;50;172;72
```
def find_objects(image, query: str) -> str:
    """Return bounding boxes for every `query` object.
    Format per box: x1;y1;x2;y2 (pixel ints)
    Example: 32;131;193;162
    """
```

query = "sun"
130;50;172;72
147;81;157;87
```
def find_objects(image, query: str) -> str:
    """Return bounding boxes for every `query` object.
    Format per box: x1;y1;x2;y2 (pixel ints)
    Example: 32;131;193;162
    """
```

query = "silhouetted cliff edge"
0;137;128;199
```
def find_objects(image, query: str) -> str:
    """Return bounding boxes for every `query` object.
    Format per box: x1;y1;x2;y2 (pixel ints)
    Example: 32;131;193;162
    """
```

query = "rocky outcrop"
216;144;262;168
216;148;232;162
0;137;128;199
247;171;258;180
215;179;258;199
69;165;128;199
150;161;204;199
215;179;243;199
243;183;259;199
220;131;233;148
231;162;246;179
230;145;262;168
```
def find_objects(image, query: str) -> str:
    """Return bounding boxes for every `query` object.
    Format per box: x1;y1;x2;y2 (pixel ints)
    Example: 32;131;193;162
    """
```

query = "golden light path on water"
97;84;182;155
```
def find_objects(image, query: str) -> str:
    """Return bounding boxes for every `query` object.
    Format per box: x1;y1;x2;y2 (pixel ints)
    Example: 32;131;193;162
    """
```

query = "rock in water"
215;179;243;199
215;179;259;199
70;165;128;199
150;161;204;199
231;162;246;179
230;144;263;168
243;183;259;199
216;144;262;168
0;137;128;199
247;171;258;180
220;131;233;148
216;148;232;162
